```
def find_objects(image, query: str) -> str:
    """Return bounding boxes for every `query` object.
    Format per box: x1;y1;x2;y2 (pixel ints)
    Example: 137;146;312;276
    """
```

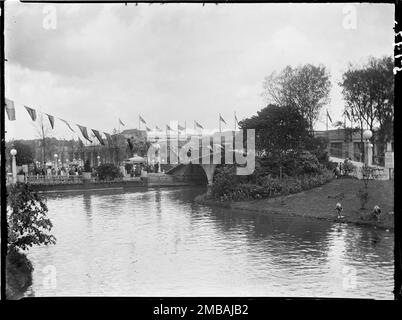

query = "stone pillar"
365;143;373;166
384;142;394;180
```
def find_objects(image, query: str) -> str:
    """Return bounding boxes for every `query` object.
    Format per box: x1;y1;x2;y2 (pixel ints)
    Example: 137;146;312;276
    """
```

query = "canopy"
127;155;146;163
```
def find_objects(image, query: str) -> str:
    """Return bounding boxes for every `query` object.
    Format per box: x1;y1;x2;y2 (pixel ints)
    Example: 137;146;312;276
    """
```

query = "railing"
24;175;145;185
25;175;84;184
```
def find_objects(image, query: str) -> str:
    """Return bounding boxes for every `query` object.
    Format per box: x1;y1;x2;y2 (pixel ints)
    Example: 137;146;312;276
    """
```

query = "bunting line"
25;106;37;121
92;129;105;145
5;98;16;121
77;124;93;143
59;118;76;133
45;113;55;129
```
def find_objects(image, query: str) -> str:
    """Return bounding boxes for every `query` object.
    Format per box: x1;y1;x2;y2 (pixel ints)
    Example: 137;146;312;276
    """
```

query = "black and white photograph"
1;1;399;304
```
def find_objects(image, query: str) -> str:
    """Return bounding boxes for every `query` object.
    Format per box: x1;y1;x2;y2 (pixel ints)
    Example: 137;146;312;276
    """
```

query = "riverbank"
195;178;394;230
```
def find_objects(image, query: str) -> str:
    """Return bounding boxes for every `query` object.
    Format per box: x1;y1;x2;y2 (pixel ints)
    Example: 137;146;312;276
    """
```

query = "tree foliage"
7;183;56;251
8;141;34;166
263;64;331;130
239;104;309;157
339;56;394;143
84;159;92;172
97;163;122;181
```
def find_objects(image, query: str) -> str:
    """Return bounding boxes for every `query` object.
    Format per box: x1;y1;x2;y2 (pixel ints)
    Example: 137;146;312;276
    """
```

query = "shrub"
7;182;56;251
294;151;323;175
357;187;369;209
343;161;355;176
97;163;122;181
84;159;91;172
212;167;333;201
211;165;238;199
6;247;33;299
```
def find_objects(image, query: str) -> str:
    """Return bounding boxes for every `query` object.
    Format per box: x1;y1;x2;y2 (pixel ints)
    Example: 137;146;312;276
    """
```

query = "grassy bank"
6;248;33;299
196;178;394;230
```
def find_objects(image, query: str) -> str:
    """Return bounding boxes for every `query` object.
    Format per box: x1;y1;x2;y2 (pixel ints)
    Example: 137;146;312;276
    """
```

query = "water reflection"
25;187;393;299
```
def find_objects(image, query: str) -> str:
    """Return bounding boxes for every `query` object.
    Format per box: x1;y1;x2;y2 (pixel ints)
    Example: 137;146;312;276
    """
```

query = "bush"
97;163;122;181
7;182;56;251
254;151;323;178
211;167;333;201
6;247;33;299
84;159;91;172
343;161;355;176
357;187;369;209
211;165;238;199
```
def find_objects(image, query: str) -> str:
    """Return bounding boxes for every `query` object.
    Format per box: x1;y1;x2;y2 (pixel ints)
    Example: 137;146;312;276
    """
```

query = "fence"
25;175;85;185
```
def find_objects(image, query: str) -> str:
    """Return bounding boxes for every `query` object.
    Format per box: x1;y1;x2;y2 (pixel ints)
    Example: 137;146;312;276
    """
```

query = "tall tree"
339;56;394;158
11;141;34;166
239;104;309;157
33;113;51;165
263;64;332;131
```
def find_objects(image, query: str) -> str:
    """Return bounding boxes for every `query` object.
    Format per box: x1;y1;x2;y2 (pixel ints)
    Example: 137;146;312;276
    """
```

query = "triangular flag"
77;124;92;143
5;98;16;121
155;125;161;131
146;126;152;132
46;113;55;129
166;124;173;131
195;120;203;129
139;115;146;124
178;124;185;131
59;118;75;133
119;118;125;126
219;114;226;124
24;106;37;121
92;129;105;145
104;132;113;145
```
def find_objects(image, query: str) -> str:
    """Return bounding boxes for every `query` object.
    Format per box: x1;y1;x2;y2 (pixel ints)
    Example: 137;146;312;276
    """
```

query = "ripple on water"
25;187;393;299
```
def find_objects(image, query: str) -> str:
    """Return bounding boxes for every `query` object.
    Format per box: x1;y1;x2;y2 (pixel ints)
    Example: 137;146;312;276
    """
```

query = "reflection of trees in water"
83;193;92;217
340;225;393;263
202;206;334;262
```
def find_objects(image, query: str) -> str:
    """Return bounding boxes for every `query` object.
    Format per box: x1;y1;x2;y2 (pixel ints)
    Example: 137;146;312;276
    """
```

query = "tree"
33;113;51;165
9;141;34;166
372;56;394;144
7;183;56;251
84;159;91;172
263;64;332;131
239;104;309;156
97;163;123;181
339;56;394;154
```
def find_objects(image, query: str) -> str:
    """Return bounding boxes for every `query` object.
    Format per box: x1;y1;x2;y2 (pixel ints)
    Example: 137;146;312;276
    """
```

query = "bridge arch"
166;163;217;186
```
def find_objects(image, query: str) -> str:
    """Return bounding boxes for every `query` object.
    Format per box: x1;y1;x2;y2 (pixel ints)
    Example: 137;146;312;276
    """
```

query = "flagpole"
219;113;221;133
234;111;236;131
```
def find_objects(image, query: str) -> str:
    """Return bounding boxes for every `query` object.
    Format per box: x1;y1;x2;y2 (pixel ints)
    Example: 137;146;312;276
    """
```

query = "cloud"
4;3;394;140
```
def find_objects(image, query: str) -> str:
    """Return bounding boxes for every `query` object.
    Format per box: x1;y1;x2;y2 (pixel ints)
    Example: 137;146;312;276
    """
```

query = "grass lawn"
202;178;394;230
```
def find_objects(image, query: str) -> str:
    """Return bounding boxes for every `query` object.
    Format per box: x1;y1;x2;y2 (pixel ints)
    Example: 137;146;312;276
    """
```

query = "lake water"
24;187;394;299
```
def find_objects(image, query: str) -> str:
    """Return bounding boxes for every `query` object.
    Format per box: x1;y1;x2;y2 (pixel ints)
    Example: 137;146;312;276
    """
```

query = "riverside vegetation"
6;182;56;299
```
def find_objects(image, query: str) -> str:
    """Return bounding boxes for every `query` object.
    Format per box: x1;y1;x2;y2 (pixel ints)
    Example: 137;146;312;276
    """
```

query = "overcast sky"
5;2;394;141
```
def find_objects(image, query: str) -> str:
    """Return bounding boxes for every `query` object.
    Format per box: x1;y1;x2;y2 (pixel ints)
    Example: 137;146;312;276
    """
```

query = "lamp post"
10;148;17;184
363;129;373;166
